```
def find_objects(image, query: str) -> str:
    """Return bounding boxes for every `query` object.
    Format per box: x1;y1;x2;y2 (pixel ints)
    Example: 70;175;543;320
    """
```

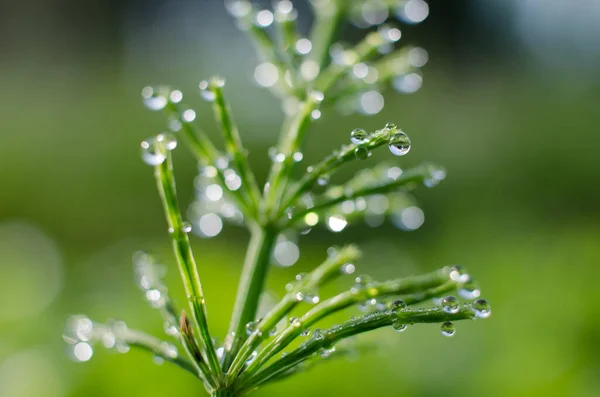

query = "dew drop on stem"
441;321;455;337
350;128;369;145
472;299;492;318
441;296;460;314
388;131;411;156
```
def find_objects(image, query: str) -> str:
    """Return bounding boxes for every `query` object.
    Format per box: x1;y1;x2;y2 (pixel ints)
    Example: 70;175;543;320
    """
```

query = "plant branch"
162;101;255;218
208;79;262;213
154;151;222;379
243;267;455;377
263;94;323;218
222;224;279;371
287;163;445;224
240;304;477;391
226;245;361;381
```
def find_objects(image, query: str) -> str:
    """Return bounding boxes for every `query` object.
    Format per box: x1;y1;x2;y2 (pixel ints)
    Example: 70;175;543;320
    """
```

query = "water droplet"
392;73;423;94
350;128;369;145
441;321;455;337
320;346;336;358
300;61;320;81
326;215;347;232
459;279;481;300
199;80;215;101
311;109;322;120
268;147;286;163
317;174;330;186
269;327;278;336
153;355;165;365
140;139;166;166
246;351;258;364
311;328;324;340
391;300;407;311
393;322;407;332
216;347;225;360
273;240;300;267
181;222;192;234
300;328;311;336
355;275;372;287
378;25;402;43
289;317;301;327
169;90;183;103
255;62;279;87
164;323;179;337
295;38;312;55
341;263;356;275
355;146;370;160
441;296;460;314
141;86;168;111
310;91;325;103
182;109;196;122
424;167;447;188
408;47;429;67
255;9;274;27
73;342;93;362
472;299;491;319
146;289;165;308
224;169;242;191
287;152;302;165
197;213;223;237
359;90;384;115
246;321;257;335
388;131;411;156
397;0;429;24
162;342;178;359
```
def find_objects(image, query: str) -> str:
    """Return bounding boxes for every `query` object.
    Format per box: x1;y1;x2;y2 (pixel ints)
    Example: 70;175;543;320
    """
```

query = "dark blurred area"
1;1;599;397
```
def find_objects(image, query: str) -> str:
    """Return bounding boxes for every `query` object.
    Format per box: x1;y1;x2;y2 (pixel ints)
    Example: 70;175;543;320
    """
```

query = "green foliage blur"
1;2;599;397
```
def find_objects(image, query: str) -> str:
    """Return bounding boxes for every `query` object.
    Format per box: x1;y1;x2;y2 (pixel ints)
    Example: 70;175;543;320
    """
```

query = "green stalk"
308;0;343;69
287;164;443;223
154;152;222;380
243;268;455;377
222;224;278;371
240;305;477;392
226;246;361;381
163;102;255;219
263;95;321;218
209;81;262;214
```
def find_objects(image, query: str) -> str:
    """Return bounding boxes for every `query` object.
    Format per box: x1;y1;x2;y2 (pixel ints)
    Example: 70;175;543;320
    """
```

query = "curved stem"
154;152;222;380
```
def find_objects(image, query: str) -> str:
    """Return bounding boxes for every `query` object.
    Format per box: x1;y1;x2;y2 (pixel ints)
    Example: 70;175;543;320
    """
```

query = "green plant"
64;1;491;396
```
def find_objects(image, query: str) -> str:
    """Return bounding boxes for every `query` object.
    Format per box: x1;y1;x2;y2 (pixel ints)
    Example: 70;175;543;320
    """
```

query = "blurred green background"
1;0;599;396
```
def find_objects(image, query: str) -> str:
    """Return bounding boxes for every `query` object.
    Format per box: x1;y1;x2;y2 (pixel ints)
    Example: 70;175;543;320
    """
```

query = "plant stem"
222;224;278;370
154;153;222;380
308;0;343;69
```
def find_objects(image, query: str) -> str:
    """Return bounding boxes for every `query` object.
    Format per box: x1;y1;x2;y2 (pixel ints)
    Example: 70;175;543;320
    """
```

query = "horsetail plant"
64;1;491;396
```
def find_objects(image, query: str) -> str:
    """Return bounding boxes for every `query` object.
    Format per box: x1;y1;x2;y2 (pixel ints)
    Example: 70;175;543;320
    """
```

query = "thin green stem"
243;268;455;377
240;305;477;392
162;102;255;219
154;152;222;380
308;0;343;70
263;96;321;218
226;245;361;381
315;31;386;94
209;80;262;214
277;125;400;218
222;224;278;371
125;329;199;376
287;163;443;224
